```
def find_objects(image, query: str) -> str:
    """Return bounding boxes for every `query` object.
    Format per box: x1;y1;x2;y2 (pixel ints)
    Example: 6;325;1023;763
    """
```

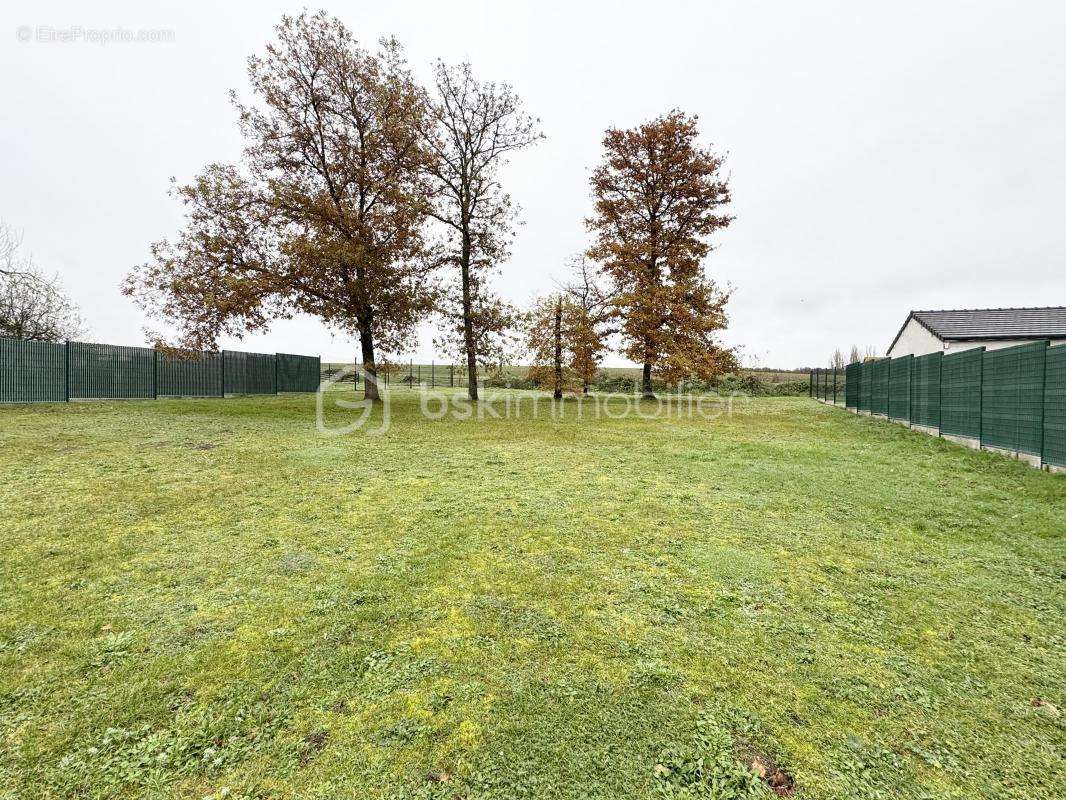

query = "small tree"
586;110;736;398
124;13;436;400
526;293;574;399
425;60;543;401
831;349;846;369
848;345;862;364
0;223;85;341
561;255;611;394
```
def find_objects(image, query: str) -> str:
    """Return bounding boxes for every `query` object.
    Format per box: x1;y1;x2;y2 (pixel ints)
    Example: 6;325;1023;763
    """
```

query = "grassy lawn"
1;390;1063;799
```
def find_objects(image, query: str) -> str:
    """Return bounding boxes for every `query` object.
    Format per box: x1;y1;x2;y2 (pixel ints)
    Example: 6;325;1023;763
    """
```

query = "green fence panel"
1044;345;1066;468
870;359;889;415
157;351;223;397
223;350;276;395
910;352;942;429
859;362;872;411
0;338;67;402
981;341;1047;455
277;354;320;392
845;362;861;408
940;347;983;439
889;355;912;421
69;341;154;399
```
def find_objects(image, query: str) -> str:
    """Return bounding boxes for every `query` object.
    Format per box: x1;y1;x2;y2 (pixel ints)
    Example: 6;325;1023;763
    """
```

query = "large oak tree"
586;111;737;398
124;13;436;400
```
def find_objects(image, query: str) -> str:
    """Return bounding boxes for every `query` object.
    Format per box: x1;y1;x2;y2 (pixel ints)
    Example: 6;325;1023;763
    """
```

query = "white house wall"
887;318;943;356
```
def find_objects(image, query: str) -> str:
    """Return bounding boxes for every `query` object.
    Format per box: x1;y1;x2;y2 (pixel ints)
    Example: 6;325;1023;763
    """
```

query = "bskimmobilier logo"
316;366;749;437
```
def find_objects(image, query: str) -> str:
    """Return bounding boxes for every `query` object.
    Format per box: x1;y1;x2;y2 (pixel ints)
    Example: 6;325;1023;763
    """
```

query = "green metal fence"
0;338;67;402
223;350;277;395
981;342;1046;456
941;348;983;440
859;362;872;412
1044;345;1066;468
69;341;155;400
910;352;941;429
889;355;912;421
811;341;1065;469
844;363;860;408
278;354;320;393
0;337;321;403
870;359;890;416
157;351;223;397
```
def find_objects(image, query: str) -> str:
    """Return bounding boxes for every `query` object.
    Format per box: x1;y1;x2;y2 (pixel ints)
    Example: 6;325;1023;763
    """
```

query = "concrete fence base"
941;433;981;451
834;404;1061;473
981;445;1043;468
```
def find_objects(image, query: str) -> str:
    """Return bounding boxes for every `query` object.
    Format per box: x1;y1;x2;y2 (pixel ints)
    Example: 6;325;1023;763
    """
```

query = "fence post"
275;354;279;395
1039;341;1048;468
153;350;158;400
832;367;837;404
64;340;70;402
220;350;226;397
977;349;984;446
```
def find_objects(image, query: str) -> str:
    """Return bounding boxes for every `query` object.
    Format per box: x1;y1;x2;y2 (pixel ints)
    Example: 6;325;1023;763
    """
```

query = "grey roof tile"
911;307;1066;340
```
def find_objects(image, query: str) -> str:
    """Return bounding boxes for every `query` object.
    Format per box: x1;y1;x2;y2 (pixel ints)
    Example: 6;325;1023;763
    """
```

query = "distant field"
323;363;808;385
1;391;1062;799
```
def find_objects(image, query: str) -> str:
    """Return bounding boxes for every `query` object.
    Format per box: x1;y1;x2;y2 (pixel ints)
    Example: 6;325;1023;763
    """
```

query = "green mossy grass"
1;391;1062;798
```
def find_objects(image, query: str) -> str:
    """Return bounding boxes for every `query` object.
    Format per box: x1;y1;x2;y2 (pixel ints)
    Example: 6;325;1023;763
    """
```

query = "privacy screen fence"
0;337;320;403
810;340;1066;470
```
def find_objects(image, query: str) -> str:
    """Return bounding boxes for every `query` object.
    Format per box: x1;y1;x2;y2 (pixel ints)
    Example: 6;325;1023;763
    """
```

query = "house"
886;307;1066;358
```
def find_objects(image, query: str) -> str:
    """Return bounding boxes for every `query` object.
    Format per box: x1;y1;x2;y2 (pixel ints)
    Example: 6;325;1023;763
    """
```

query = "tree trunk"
642;354;654;399
460;230;479;401
553;297;563;400
359;326;380;402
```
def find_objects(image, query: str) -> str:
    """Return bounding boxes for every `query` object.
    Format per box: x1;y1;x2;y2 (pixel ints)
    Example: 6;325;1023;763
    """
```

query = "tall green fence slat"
69;341;154;400
845;362;861;408
1044;344;1066;467
859;362;872;411
940;347;983;439
0;338;66;402
223;350;277;395
870;359;889;415
157;351;223;397
277;353;320;392
889;355;912;421
910;352;942;429
981;341;1047;455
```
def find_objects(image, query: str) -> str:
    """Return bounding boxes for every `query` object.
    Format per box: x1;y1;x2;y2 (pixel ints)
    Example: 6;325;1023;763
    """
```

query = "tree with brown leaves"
525;293;572;399
124;13;436;400
561;255;612;394
425;61;543;401
586;110;736;398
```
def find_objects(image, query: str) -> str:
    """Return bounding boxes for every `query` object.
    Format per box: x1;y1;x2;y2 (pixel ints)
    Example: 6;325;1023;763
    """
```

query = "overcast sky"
2;0;1064;367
